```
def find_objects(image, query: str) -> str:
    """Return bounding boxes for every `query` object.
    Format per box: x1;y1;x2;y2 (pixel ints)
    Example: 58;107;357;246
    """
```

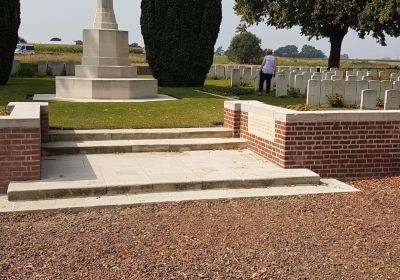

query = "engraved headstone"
344;80;357;106
294;74;306;94
38;61;48;76
307;79;321;105
276;73;288;97
320;79;333;105
242;68;252;85
380;80;393;99
360;89;377;110
356;80;369;106
215;65;225;80
384;90;400;110
231;69;240;86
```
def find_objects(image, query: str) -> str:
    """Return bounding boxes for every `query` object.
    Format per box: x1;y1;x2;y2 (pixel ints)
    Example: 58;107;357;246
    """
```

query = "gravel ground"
0;178;399;280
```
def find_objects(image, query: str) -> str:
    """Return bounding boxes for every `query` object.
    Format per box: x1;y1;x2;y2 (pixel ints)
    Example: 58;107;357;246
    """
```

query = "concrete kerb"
0;179;359;213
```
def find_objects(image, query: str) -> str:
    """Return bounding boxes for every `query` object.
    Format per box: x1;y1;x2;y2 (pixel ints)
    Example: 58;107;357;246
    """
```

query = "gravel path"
0;178;399;279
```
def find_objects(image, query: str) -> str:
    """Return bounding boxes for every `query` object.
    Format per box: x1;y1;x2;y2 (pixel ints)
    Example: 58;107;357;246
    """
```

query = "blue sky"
19;0;400;59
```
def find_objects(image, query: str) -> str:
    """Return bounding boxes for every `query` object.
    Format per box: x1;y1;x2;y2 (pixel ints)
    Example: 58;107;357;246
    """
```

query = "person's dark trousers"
259;72;274;95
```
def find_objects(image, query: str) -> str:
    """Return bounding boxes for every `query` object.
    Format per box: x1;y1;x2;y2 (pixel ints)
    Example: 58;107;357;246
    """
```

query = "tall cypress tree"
141;0;222;87
0;0;21;85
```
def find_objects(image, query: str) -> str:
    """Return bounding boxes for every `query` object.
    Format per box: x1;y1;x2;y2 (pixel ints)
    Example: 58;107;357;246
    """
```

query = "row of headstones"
11;61;80;76
361;89;400;110
207;65;327;81
276;69;400;97
306;78;400;108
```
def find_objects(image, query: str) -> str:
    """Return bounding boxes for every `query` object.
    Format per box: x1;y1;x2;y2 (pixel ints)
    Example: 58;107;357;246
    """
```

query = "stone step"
49;128;233;142
7;150;321;201
42;138;247;155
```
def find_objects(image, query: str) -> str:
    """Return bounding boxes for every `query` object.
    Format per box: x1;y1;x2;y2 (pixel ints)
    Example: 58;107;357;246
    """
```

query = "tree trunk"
0;0;21;85
328;28;348;69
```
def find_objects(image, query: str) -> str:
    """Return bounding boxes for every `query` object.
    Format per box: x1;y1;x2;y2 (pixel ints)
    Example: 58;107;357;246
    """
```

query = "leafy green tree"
0;0;20;85
234;0;400;68
227;32;263;64
274;45;299;58
299;45;326;58
141;0;222;87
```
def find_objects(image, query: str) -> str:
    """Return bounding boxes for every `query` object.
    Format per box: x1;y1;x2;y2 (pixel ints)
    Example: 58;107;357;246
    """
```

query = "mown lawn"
0;77;305;129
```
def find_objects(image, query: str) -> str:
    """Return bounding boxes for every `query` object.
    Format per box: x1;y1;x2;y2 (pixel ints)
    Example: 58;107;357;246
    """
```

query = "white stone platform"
33;94;176;103
7;150;320;201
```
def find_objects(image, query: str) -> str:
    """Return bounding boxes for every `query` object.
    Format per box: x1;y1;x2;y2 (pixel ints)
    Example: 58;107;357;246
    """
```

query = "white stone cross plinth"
94;0;118;30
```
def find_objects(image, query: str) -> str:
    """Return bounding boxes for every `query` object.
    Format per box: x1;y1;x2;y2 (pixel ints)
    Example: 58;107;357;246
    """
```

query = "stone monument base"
56;77;158;100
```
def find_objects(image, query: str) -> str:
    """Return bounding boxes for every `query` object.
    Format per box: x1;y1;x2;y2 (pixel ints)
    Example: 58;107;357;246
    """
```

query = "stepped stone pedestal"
56;0;157;100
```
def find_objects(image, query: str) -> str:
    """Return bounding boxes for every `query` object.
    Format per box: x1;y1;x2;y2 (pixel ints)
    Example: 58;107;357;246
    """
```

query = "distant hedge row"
33;44;145;55
34;44;83;54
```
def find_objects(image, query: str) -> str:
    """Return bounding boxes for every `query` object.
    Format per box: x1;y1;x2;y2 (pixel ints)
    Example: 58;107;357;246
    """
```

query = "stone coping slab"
0;179;358;213
225;100;400;122
33;94;176;103
0;102;48;128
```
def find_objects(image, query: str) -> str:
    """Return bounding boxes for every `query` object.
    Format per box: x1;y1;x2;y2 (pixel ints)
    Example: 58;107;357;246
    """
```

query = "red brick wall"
40;109;49;143
0;128;41;193
225;108;400;179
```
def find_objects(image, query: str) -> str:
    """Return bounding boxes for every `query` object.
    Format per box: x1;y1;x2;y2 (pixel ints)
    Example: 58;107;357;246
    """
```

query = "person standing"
258;49;276;96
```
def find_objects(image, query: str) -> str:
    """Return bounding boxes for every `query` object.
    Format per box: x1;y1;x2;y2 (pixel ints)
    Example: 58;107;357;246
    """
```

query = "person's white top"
261;55;276;74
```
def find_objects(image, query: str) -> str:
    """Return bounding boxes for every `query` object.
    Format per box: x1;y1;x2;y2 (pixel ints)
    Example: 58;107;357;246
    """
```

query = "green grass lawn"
0;77;305;129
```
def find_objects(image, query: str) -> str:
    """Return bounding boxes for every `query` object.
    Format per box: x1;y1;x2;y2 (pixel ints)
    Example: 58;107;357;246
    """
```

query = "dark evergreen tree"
0;0;21;85
141;0;222;87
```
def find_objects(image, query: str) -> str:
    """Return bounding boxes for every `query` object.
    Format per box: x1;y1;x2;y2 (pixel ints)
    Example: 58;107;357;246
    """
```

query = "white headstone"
356;80;369;106
251;66;259;78
335;70;343;78
320;79;333;105
311;73;322;80
360;89;377;110
380;80;393;99
48;61;65;76
276;73;288;97
393;81;400;91
332;80;345;99
231;69;240;86
215;65;225;79
310;67;318;73
38;61;48;76
346;75;357;81
242;68;252;85
207;65;216;79
346;71;355;77
255;76;260;92
344;80;357;106
325;72;335;80
225;66;234;80
65;62;78;76
390;73;400;82
289;70;298;88
294;74;306;95
362;76;373;81
307;79;321;106
331;75;342;81
300;67;310;72
368;80;381;99
11;61;21;76
384;90;400;110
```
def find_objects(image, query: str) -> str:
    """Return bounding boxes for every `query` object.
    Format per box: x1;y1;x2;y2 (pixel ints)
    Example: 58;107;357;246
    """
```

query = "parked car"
15;44;35;55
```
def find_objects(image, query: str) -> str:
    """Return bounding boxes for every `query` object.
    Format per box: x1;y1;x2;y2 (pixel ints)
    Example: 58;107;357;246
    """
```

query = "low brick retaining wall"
0;103;49;193
224;101;400;178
